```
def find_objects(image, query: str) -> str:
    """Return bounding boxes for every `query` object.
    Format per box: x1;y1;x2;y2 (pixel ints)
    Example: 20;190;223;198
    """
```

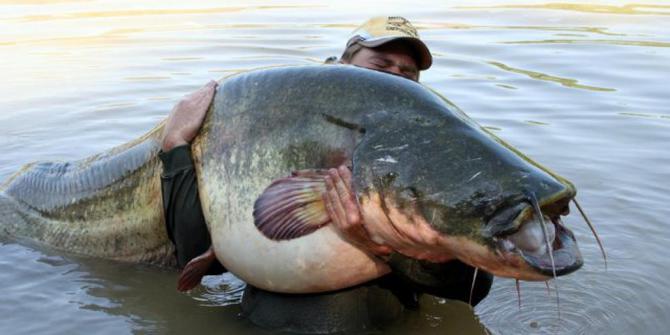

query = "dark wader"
160;145;493;333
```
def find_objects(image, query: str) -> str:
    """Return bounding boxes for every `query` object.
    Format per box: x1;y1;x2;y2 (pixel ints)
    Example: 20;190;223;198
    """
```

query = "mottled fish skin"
0;124;175;267
193;65;578;291
192;66;390;292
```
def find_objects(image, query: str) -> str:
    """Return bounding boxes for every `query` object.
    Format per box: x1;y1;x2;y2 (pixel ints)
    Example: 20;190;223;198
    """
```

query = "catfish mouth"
490;196;583;278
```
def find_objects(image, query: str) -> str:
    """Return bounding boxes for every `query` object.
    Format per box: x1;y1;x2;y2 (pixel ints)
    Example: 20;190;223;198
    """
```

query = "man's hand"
162;80;218;151
177;246;217;292
323;165;392;257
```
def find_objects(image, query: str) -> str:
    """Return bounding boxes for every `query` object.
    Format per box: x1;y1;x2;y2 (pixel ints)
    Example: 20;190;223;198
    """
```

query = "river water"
0;1;668;334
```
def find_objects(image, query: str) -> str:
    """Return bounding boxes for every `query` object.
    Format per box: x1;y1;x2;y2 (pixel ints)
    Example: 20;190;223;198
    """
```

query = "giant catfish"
0;65;584;293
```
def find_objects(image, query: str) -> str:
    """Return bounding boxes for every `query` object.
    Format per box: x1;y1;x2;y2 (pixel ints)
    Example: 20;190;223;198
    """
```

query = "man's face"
344;41;420;82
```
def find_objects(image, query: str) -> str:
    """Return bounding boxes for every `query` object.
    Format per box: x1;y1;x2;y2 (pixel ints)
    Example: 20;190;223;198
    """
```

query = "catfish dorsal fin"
253;170;331;240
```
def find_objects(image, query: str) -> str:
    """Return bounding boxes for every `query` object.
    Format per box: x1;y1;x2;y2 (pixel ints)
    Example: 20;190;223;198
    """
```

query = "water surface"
1;1;669;334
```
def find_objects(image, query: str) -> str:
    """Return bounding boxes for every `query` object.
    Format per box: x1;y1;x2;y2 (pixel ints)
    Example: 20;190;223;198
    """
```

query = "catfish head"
351;104;583;281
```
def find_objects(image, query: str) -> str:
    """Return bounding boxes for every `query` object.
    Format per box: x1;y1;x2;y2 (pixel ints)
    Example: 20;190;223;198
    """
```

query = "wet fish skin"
193;65;580;291
0;65;582;293
0;126;175;266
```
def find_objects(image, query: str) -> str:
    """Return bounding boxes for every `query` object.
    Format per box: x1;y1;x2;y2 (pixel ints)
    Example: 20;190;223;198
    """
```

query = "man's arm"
161;80;394;290
322;166;493;306
160;81;225;292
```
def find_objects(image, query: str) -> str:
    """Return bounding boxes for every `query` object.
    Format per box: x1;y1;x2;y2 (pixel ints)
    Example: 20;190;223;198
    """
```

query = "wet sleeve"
159;144;226;275
409;260;493;307
386;255;493;307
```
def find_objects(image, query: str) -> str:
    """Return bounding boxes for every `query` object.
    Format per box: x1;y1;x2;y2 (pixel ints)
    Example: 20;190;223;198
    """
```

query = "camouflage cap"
346;16;432;70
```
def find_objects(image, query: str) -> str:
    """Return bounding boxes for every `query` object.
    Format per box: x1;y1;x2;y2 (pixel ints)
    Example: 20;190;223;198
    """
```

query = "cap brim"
358;36;432;70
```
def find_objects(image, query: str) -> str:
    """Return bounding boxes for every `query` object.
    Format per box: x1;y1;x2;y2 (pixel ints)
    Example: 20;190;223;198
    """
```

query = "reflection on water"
421;23;625;36
488;61;616;92
460;3;670;15
504;39;670;48
1;0;669;334
7;5;323;23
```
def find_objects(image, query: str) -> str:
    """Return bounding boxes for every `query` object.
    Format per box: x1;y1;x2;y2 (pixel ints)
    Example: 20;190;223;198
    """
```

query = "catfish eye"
405;186;421;199
399;187;422;206
374;171;399;190
379;172;398;185
400;186;421;203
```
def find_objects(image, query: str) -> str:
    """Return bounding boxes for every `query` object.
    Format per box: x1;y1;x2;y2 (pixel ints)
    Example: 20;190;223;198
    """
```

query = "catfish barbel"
0;65;592;294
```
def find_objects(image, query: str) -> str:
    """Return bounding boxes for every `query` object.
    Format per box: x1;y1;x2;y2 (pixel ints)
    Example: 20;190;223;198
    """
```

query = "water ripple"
459;4;670;16
503;39;670;48
190;273;246;307
1;1;668;334
7;5;320;22
488;61;617;92
477;266;664;334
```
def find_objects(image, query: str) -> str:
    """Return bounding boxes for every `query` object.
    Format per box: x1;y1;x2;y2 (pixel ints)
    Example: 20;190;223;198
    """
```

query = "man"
160;16;492;306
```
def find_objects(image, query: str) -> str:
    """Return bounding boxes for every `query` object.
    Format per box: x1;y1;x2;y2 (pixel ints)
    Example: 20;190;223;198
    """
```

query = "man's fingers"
323;177;341;224
327;167;372;244
329;166;360;224
337;165;353;187
183;82;217;128
202;80;218;96
324;167;394;258
175;81;216;118
325;173;351;230
348;225;392;257
195;87;217;115
184;80;218;101
194;80;217;94
193;82;217;108
332;166;355;203
326;180;348;228
369;243;393;256
322;181;339;223
200;81;218;102
330;168;350;199
343;194;360;224
162;80;219;151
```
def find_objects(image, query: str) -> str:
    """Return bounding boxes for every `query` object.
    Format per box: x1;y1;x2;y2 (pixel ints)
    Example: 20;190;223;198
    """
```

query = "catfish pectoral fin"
253;170;331;240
